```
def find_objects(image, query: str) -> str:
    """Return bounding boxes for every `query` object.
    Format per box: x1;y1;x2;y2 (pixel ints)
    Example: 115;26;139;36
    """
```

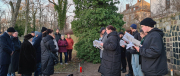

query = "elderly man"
0;27;16;76
134;18;168;76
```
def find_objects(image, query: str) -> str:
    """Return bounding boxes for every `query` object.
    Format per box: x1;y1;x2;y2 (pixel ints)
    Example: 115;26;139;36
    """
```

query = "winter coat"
58;39;68;52
33;32;42;63
8;37;21;73
53;39;59;55
0;32;14;65
139;28;168;75
18;39;36;74
55;33;61;42
41;35;58;75
99;31;121;76
66;38;74;50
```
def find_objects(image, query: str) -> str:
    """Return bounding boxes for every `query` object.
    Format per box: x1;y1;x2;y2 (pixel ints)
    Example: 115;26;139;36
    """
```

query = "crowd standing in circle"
0;17;168;76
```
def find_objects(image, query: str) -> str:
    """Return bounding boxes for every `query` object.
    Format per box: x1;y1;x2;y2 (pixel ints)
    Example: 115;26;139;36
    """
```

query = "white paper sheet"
123;32;141;47
120;40;127;46
93;40;104;50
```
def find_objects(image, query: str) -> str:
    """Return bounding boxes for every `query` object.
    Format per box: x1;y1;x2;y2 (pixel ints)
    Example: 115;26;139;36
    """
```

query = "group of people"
0;27;74;76
98;18;168;76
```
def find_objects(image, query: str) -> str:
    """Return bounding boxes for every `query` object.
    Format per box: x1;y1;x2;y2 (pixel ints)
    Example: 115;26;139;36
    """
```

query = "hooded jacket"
41;35;58;75
99;31;121;76
139;28;168;75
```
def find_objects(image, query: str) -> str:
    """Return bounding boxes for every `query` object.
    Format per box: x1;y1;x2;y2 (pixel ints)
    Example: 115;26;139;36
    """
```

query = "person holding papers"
98;25;121;76
134;18;168;76
119;32;127;73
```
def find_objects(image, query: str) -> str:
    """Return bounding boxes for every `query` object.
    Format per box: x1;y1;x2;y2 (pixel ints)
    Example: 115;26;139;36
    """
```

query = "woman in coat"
99;25;121;76
41;29;58;76
66;34;74;61
18;34;36;76
7;32;21;76
58;35;68;64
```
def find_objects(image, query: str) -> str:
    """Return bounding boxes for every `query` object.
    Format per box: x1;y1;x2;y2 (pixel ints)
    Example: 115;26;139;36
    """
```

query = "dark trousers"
121;50;127;69
67;49;72;61
0;64;9;76
60;52;68;63
145;75;162;76
34;62;41;76
126;51;133;74
22;73;32;76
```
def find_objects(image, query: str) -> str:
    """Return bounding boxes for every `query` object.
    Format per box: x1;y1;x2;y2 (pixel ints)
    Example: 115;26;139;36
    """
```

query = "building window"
166;0;170;9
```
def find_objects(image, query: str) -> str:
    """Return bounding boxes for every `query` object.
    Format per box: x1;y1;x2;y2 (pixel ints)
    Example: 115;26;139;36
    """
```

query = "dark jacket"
139;28;168;75
8;37;21;73
0;32;14;65
55;33;61;42
58;39;68;52
33;33;42;63
99;31;121;76
18;39;36;74
41;35;58;75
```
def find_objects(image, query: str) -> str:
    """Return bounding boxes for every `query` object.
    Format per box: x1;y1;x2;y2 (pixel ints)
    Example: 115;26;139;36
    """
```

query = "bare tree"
3;0;22;27
24;0;30;35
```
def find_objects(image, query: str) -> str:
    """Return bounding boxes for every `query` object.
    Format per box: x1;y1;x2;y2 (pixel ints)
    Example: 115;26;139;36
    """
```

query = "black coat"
18;39;36;74
8;37;21;73
41;35;58;75
33;33;42;63
139;28;168;75
99;31;121;76
129;30;141;54
0;32;14;65
55;33;61;42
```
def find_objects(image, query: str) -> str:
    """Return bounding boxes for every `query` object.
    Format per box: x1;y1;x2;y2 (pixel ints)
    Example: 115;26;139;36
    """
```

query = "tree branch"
48;0;57;6
9;1;14;13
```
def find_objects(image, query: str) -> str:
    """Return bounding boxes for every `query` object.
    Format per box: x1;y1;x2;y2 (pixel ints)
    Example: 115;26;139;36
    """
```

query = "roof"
122;0;150;14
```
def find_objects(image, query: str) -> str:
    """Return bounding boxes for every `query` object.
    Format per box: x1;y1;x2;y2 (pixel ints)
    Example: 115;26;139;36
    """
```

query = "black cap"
31;31;35;33
118;32;124;35
140;18;156;27
41;27;47;32
24;34;33;40
7;27;16;32
99;27;105;33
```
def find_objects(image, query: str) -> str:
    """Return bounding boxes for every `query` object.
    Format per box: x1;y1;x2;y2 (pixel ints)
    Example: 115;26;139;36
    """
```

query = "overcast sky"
0;0;150;17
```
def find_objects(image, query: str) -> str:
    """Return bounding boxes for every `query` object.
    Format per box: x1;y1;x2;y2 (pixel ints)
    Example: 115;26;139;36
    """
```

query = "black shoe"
122;69;126;73
125;73;133;76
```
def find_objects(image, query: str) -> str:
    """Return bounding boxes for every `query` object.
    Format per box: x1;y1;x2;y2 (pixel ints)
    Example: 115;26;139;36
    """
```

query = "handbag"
44;41;59;65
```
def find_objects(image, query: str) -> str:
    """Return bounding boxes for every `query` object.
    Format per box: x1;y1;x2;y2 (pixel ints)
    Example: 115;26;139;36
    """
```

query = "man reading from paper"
134;18;168;76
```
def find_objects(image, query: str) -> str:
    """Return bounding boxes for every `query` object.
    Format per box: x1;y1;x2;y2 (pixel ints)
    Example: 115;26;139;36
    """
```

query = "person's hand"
100;43;103;46
11;51;14;56
134;46;140;52
122;45;125;48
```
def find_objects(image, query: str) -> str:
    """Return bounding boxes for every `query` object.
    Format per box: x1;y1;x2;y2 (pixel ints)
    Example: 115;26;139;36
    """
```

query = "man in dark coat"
134;18;168;76
33;27;47;76
0;27;16;76
55;29;61;42
8;32;21;76
18;34;36;76
99;25;121;76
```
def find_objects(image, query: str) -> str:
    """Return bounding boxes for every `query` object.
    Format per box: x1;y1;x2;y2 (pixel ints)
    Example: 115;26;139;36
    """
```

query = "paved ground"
51;62;170;76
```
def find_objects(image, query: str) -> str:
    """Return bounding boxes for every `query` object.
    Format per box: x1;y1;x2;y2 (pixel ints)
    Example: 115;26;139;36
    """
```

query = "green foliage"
72;0;125;63
53;0;67;30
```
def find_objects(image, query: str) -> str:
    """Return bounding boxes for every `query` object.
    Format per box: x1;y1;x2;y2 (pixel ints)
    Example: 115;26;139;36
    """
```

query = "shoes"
60;63;63;65
65;63;68;65
125;73;133;76
122;69;127;73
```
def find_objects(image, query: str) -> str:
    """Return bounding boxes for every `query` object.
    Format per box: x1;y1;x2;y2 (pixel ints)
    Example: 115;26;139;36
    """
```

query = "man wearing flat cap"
134;18;168;76
0;27;16;76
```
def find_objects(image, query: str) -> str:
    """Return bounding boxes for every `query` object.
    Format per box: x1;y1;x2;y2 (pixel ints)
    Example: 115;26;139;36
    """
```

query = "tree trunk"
33;13;36;31
10;0;22;27
24;0;29;35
